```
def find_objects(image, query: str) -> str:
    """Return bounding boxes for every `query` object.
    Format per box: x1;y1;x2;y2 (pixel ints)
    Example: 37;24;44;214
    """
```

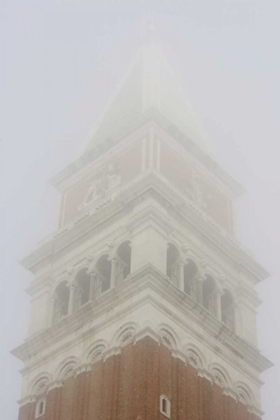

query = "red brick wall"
19;337;259;420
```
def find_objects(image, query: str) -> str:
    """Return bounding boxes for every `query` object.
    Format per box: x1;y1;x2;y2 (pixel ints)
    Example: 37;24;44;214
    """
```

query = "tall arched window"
35;398;46;418
160;395;171;418
95;255;111;294
221;289;235;331
116;241;131;283
52;282;70;324
184;259;199;302
202;275;216;316
75;268;91;309
166;243;180;285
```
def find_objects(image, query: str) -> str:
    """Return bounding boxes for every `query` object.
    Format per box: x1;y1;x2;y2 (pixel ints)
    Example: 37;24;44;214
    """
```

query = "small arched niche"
35;398;46;418
59;360;78;382
212;368;228;388
202;275;216;316
184;259;199;302
221;289;235;331
166;243;180;285
160;395;171;418
52;281;70;325
116;241;131;283
236;383;253;407
75;268;91;309
95;254;111;294
32;376;50;396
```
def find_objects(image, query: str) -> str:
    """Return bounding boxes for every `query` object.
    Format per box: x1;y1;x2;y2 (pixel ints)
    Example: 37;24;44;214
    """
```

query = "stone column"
233;302;240;335
68;284;76;315
216;290;222;322
197;277;204;305
110;258;117;288
178;262;185;291
48;296;55;327
89;273;96;301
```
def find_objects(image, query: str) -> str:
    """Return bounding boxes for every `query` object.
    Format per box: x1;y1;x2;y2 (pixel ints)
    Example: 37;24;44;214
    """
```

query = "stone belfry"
13;35;271;420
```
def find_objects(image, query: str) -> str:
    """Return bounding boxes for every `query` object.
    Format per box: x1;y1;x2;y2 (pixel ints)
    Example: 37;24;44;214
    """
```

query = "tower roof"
79;38;212;157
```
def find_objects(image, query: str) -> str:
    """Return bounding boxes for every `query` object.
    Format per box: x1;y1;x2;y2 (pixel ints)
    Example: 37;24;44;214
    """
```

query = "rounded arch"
221;281;237;299
49;274;70;295
111;322;139;347
210;363;232;389
203;272;218;287
56;356;79;381
93;249;112;266
35;398;46;418
83;339;109;364
160;394;171;418
235;382;254;406
167;238;183;256
30;373;52;396
184;251;200;268
185;343;207;370
167;242;180;256
110;236;131;257
158;324;180;350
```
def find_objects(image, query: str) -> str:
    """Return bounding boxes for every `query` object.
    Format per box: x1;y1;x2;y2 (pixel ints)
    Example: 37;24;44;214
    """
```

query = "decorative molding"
20;173;269;284
20;330;262;415
18;396;36;407
12;265;272;377
48;379;62;392
223;387;238;400
197;368;213;383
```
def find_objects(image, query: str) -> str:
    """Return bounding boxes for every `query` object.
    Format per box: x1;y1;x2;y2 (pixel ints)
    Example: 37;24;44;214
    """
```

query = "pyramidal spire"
79;29;212;157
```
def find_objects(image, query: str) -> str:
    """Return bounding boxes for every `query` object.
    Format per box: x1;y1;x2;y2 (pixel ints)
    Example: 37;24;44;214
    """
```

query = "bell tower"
13;37;271;420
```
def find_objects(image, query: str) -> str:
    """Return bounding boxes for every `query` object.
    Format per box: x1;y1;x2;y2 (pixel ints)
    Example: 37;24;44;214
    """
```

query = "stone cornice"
51;109;244;198
16;320;264;416
20;172;268;284
12;265;272;376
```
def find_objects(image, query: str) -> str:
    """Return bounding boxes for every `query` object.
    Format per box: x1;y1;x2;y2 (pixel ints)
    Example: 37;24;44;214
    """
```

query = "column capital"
87;267;97;276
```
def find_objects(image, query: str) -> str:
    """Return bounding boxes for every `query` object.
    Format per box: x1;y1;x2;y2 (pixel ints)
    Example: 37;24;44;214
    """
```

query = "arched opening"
166;243;180;285
160;395;171;418
75;268;91;309
221;289;235;331
39;401;44;415
237;386;252;406
60;361;77;382
35;399;46;418
212;368;227;388
95;254;111;294
184;259;199;302
116;241;131;283
32;376;49;396
53;281;70;324
202;275;216;316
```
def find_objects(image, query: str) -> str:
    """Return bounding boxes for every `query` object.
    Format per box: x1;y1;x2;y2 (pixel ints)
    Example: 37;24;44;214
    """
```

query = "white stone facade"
13;38;271;418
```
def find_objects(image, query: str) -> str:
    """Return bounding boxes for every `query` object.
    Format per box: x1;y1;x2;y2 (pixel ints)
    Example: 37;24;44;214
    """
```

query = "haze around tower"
1;2;280;419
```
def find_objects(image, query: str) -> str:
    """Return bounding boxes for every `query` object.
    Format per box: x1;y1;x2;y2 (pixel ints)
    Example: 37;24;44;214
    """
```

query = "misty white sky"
1;1;280;419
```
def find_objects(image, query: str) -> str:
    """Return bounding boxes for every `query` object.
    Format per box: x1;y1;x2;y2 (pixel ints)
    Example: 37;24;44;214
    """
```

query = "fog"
1;1;280;419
